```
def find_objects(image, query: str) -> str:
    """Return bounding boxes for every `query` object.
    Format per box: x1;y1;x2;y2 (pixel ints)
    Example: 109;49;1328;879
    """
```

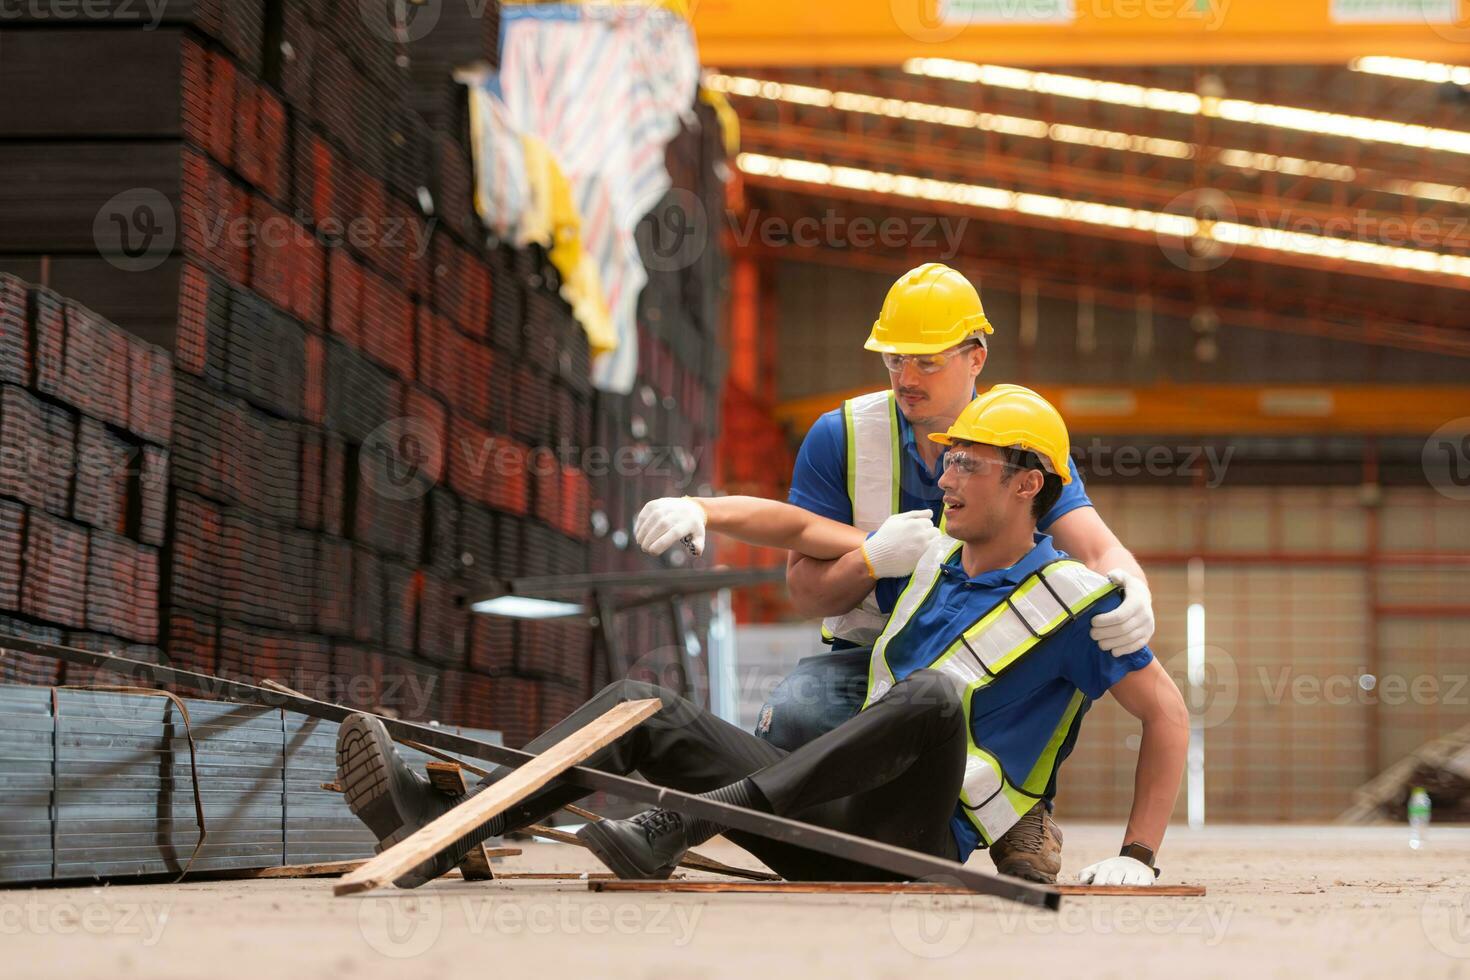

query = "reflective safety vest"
820;390;904;647
861;537;1118;846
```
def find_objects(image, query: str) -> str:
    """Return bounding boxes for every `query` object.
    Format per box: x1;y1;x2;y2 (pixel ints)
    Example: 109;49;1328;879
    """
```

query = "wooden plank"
423;761;496;881
587;880;1207;898
198;848;526;881
334;699;661;896
2;638;1061;910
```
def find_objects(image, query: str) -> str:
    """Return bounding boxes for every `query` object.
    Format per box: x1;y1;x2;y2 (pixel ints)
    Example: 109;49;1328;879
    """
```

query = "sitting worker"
636;264;1157;882
334;386;1187;888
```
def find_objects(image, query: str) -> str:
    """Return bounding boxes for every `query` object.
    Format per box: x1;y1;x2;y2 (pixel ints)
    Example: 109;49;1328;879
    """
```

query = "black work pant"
476;669;968;881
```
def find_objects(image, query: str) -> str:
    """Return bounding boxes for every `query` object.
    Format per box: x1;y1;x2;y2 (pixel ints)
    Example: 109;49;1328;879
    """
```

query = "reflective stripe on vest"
820;390;902;646
862;537;1117;845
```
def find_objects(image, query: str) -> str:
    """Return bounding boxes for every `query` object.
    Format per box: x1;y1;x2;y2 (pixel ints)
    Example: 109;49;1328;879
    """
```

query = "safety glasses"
881;341;980;376
944;449;1020;480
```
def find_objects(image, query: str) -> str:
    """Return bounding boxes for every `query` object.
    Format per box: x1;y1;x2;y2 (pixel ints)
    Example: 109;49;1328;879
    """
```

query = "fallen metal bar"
483;566;785;603
587;880;1207;897
0;636;1061;910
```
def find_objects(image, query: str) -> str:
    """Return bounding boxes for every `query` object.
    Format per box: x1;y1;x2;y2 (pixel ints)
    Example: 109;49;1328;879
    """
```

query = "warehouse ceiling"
711;61;1470;368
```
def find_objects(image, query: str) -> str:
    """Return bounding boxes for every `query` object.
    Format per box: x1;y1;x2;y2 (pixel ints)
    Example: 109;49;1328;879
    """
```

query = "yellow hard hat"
929;384;1072;484
865;263;994;355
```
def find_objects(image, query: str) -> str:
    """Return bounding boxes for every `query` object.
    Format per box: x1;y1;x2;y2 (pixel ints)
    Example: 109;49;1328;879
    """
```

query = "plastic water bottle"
1409;787;1431;850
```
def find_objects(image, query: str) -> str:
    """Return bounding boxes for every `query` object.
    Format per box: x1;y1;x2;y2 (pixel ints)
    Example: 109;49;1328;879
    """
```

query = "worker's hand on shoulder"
1077;855;1156;887
635;497;707;557
861;510;941;579
1089;568;1155;657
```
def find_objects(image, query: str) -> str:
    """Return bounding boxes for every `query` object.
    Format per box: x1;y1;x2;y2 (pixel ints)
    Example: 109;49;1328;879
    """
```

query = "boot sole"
576;822;677;881
336;714;438;886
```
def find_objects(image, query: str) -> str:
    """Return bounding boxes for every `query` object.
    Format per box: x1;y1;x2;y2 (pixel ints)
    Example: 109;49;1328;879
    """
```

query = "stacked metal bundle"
0;683;501;886
0;686;53;884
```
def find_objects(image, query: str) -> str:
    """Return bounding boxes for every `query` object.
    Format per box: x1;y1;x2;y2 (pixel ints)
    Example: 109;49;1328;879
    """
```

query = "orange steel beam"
774;383;1470;436
731;233;1470;360
729;255;761;394
694;0;1470;67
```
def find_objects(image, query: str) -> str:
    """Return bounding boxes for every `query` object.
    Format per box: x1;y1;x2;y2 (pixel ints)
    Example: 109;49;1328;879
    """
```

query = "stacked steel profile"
0;0;727;882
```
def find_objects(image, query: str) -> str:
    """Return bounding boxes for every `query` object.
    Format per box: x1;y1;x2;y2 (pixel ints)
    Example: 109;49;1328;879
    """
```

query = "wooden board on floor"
587;880;1206;898
334;699;661;896
204;849;524;881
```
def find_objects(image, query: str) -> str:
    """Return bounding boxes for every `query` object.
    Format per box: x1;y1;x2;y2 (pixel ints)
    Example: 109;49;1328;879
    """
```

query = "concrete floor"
3;825;1469;979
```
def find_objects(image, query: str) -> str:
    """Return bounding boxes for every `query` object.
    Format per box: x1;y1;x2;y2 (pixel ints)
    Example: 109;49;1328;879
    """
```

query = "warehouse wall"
1059;485;1470;824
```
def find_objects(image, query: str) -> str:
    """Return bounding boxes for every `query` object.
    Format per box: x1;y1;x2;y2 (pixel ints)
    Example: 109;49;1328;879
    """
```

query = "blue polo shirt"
872;532;1153;862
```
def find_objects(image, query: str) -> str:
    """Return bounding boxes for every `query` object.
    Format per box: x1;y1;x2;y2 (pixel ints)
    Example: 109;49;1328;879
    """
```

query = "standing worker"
634;263;1156;883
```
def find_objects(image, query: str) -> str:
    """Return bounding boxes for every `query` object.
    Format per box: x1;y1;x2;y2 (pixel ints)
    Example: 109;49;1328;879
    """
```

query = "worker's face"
936;441;1042;543
886;342;987;429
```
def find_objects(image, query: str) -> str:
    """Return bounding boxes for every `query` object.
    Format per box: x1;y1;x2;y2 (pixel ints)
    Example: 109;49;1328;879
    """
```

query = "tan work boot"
988;802;1063;884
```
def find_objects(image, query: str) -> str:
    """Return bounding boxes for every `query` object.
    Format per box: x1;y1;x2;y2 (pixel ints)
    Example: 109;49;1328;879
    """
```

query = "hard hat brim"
864;320;994;355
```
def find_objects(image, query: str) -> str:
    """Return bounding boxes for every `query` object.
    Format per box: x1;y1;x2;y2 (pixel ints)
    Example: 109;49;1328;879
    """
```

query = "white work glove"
1090;568;1155;657
634;497;707;557
1077;855;1156;886
861;510;942;579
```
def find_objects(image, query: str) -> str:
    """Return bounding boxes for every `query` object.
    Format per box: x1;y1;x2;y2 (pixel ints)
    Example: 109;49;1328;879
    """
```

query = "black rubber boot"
335;712;494;888
576;810;689;881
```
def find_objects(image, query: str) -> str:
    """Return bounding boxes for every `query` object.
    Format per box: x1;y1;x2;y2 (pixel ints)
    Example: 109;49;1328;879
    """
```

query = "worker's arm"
1078;659;1188;884
784;548;879;621
635;497;938;614
636;494;916;559
681;495;866;559
1049;506;1155;656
